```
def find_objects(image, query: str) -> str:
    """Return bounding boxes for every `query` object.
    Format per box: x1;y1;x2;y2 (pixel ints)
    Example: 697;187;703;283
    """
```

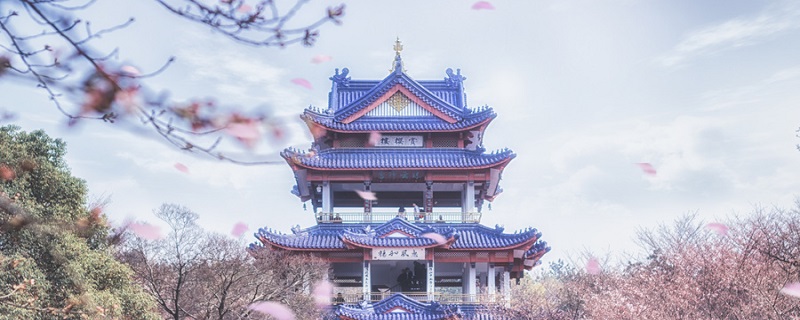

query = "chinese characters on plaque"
372;247;426;260
376;135;424;148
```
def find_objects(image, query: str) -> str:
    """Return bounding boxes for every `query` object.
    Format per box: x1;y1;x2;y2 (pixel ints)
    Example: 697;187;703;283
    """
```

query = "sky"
2;0;800;266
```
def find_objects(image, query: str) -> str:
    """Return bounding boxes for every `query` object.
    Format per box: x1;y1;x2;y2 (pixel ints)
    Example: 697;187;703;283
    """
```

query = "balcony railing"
331;292;504;305
316;211;481;224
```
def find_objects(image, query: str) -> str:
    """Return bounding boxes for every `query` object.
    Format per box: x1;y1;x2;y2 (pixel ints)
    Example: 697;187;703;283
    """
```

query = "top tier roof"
304;48;496;133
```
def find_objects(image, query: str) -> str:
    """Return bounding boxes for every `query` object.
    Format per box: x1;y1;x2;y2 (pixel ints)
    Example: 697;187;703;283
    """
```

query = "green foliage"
0;125;158;319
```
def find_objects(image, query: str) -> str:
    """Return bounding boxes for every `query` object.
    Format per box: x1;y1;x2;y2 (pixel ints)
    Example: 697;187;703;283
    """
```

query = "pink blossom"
128;222;162;240
231;222;248;237
706;222;729;236
422;233;447;244
781;282;800;298
291;78;313;90
225;121;262;148
312;280;334;308
354;190;377;201
247;301;295;320
636;162;657;176
174;163;189;174
311;54;333;64
471;1;495;10
586;257;601;275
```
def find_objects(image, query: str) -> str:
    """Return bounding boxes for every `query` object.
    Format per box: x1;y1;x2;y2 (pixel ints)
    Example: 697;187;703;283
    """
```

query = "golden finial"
393;37;403;56
390;37;406;73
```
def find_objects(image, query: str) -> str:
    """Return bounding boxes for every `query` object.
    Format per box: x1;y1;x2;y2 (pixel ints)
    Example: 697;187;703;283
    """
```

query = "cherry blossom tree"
496;205;800;319
117;203;330;320
0;0;344;164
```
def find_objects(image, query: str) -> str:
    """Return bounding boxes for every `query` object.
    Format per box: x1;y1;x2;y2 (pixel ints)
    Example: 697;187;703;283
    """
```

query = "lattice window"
432;136;459;148
338;137;366;148
435;252;470;259
494;252;508;259
328;252;363;258
476;252;489;259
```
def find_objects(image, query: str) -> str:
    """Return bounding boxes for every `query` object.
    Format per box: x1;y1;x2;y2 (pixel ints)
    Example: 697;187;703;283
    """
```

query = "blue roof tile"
281;148;515;170
333;293;463;320
302;106;495;132
329;68;467;123
253;218;541;251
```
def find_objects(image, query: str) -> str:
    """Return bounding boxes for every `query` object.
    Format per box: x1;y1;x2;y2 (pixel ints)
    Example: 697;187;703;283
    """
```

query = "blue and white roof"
332;293;462;320
252;218;547;252
282;148;515;170
304;53;497;133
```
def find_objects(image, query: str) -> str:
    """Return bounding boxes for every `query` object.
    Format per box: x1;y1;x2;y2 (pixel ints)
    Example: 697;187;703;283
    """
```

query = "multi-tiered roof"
255;40;549;320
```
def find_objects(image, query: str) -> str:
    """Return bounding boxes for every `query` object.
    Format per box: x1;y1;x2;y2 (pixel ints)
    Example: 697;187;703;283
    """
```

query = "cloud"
701;65;800;111
175;30;309;115
658;3;800;67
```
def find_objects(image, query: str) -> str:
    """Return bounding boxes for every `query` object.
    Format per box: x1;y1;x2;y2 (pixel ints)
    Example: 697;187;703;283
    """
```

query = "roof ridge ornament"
389;37;406;74
330;68;350;87
445;68;466;87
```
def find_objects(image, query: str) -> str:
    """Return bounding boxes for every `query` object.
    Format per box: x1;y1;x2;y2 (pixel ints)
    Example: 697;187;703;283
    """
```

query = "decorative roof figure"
390;37;406;73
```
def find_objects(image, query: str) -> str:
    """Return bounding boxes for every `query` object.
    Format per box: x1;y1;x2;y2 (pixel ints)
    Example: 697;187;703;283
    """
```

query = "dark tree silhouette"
0;0;344;164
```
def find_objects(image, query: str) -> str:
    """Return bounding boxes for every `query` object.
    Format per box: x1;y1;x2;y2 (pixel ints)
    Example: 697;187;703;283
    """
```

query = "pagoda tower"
253;40;549;320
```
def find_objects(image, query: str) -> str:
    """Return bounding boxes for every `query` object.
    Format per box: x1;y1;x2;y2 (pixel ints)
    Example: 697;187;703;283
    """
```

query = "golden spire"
390;37;405;73
393;37;403;56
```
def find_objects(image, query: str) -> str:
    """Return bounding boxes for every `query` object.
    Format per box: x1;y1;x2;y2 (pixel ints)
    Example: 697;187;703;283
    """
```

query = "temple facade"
252;40;549;319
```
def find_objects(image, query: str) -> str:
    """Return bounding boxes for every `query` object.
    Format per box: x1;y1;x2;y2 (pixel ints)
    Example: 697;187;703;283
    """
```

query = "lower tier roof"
252;217;549;254
282;148;515;170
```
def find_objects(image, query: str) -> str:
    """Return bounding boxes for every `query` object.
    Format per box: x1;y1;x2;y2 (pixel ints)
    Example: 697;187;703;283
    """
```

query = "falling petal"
354;190;377;201
636;162;657;176
586;257;601;275
421;233;447;244
0;165;15;181
174;163;189;174
128;222;162;240
311;54;333;64
312;280;334;308
471;1;495;10
291;78;313;90
248;301;296;320
231;222;248;237
706;222;729;236
781;282;800;298
366;131;382;147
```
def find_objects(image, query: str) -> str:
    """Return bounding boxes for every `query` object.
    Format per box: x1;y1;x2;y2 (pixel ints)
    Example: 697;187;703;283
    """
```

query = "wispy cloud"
659;3;800;67
701;65;800;110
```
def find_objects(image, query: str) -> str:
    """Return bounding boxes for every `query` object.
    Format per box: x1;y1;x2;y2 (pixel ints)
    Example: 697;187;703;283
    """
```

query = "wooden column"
362;261;371;302
468;262;477;302
322;181;332;216
427;258;435;301
425;181;433;214
488;263;496;300
363;181;372;222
